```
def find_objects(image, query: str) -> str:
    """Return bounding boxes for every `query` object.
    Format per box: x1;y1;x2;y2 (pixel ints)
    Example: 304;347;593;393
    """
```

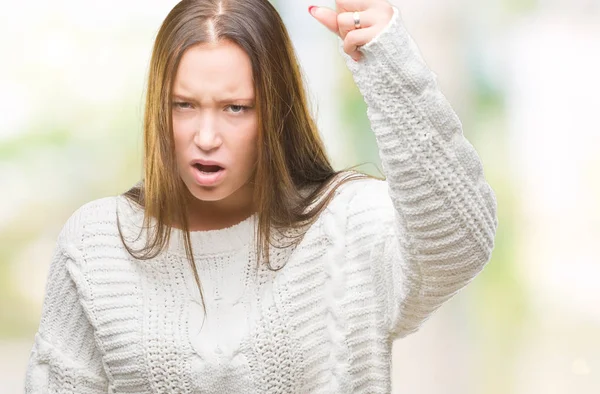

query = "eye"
226;105;251;114
173;101;192;109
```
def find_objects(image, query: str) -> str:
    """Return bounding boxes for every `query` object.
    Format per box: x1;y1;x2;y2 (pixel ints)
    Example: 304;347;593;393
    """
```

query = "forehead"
173;40;254;98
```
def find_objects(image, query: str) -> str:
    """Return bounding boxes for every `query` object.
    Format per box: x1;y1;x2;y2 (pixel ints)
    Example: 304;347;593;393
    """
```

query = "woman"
25;0;498;392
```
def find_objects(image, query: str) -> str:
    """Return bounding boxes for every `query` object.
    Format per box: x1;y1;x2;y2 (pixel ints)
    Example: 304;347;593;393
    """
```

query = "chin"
182;174;253;207
187;185;230;202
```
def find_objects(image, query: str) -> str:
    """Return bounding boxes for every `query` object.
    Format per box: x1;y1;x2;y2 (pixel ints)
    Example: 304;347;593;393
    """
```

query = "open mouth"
193;163;224;173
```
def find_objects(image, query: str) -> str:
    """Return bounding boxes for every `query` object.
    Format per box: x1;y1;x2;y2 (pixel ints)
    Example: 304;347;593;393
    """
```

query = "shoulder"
57;196;122;257
326;175;394;228
330;176;393;213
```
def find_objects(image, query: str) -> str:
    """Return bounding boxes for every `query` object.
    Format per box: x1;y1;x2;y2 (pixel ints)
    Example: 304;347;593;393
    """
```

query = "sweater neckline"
117;195;257;256
168;212;258;256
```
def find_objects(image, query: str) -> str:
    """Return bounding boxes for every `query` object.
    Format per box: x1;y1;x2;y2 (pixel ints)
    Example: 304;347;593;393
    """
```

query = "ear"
309;6;339;36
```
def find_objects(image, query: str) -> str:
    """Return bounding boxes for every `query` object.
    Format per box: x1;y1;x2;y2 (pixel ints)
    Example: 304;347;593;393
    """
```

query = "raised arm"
349;6;497;337
312;1;497;338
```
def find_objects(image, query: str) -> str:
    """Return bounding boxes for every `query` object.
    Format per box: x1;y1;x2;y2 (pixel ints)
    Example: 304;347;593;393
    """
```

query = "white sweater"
25;7;497;393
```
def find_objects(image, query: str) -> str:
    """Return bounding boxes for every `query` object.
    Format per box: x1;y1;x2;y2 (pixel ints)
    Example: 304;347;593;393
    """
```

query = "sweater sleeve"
25;211;108;393
339;6;498;338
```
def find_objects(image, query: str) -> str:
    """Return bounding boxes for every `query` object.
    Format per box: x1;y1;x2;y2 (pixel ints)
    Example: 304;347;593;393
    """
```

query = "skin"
172;39;258;230
310;0;394;61
171;0;394;230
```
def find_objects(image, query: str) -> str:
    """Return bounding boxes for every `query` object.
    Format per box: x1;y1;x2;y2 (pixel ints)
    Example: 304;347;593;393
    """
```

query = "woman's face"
172;40;258;212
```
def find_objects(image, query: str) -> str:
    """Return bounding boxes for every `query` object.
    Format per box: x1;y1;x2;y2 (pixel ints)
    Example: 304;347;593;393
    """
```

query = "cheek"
239;122;259;160
173;117;191;139
172;118;194;155
226;118;258;153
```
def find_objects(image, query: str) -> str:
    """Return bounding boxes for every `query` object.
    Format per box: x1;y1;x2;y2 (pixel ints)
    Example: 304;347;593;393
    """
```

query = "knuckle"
343;41;350;53
345;30;357;44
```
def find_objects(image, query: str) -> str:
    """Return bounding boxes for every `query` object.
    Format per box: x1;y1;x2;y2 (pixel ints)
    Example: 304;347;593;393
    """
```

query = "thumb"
308;6;339;35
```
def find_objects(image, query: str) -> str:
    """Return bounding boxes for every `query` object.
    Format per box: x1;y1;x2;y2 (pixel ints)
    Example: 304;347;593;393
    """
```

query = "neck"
184;186;256;231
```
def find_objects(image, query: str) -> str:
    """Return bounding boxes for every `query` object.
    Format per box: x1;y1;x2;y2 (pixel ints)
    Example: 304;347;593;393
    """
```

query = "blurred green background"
1;0;599;393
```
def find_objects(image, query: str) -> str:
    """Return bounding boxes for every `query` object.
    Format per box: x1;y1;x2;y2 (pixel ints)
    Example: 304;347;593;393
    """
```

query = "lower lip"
191;166;226;186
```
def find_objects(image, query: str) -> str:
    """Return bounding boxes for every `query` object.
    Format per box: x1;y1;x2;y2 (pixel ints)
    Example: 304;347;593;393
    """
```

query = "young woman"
25;0;498;392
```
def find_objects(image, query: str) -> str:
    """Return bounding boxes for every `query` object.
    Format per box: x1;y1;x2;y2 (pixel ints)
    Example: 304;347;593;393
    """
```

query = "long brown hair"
117;0;379;312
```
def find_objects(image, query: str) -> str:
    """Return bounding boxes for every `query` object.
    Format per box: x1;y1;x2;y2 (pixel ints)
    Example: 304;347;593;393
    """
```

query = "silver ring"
353;11;361;29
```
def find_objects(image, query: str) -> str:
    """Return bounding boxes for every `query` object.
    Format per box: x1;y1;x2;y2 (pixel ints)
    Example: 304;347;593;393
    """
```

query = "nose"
193;112;222;152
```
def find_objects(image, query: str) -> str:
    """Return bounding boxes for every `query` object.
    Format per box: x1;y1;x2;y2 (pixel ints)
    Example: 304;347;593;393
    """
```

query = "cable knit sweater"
25;7;497;394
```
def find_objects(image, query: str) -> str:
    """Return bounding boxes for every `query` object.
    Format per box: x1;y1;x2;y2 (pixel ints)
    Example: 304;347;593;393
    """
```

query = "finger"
335;0;372;13
343;26;376;60
337;9;374;40
309;6;339;36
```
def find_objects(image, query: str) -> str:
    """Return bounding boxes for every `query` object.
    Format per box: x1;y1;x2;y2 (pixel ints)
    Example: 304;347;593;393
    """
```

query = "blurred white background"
1;0;599;393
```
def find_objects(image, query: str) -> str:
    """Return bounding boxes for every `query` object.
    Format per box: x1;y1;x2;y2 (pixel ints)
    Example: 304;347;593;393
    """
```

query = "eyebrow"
172;94;255;104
